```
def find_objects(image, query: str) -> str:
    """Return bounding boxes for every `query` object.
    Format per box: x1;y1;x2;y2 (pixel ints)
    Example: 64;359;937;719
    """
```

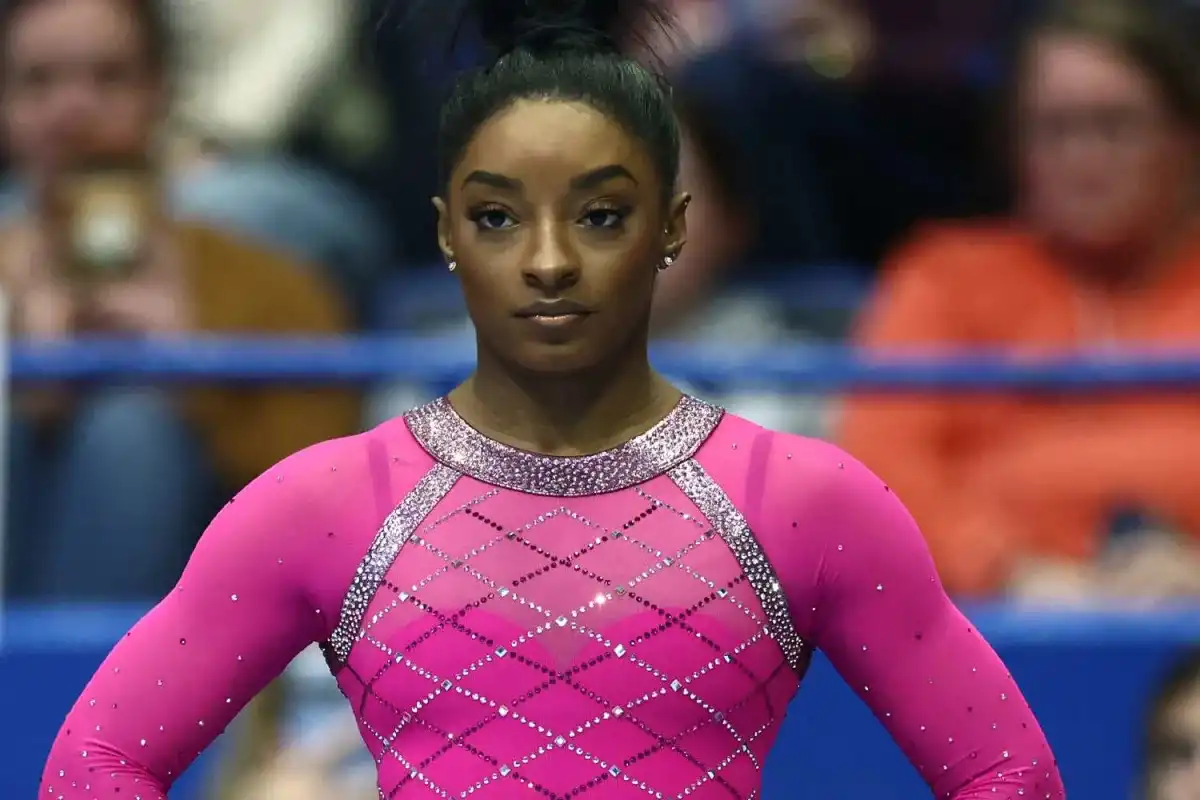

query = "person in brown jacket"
837;0;1200;601
0;0;360;600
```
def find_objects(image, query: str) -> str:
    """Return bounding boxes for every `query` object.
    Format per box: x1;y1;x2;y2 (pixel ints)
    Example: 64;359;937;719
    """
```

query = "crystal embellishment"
405;395;723;496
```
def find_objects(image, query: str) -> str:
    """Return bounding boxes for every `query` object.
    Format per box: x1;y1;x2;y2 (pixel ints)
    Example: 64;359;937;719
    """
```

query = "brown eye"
579;207;627;229
470;208;516;231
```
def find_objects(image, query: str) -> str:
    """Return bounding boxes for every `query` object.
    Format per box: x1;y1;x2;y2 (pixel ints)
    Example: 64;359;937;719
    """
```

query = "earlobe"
664;191;690;257
432;196;454;264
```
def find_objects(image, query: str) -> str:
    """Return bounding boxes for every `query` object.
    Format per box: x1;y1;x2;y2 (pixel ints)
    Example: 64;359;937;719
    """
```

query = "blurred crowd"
3;0;1200;795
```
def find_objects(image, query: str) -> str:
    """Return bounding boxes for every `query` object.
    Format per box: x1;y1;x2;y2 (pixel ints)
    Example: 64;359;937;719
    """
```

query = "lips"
513;299;592;318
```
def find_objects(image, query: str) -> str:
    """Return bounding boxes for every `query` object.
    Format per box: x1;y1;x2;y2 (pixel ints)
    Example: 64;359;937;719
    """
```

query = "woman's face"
435;98;687;375
1018;33;1194;254
1150;683;1200;800
2;0;161;180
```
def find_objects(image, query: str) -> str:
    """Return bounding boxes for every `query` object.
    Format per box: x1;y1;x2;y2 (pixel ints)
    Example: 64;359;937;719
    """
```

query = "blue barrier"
13;336;1200;390
6;337;1200;797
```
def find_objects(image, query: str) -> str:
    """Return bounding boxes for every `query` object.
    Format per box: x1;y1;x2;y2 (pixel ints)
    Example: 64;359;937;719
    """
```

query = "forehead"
8;0;136;63
454;98;655;187
1025;34;1161;107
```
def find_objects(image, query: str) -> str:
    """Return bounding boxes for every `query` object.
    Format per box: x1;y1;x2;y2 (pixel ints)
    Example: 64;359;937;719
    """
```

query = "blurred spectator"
652;0;1006;330
164;0;390;313
0;0;389;314
1146;650;1200;800
166;0;378;161
0;0;361;601
838;0;1200;599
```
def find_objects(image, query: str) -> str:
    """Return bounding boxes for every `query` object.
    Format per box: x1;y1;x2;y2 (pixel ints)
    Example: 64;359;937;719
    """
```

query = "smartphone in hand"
55;157;157;282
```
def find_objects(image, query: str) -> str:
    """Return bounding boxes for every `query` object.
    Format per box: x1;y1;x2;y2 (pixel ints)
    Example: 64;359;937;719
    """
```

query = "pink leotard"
40;397;1064;798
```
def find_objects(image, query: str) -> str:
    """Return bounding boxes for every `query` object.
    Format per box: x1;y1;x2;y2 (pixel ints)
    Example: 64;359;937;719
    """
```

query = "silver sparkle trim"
322;463;460;668
668;459;812;675
405;396;723;496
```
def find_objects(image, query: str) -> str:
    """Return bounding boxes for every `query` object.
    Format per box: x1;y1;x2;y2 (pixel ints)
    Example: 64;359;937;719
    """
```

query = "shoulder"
228;416;437;526
699;414;858;502
699;413;910;543
858;220;1052;340
698;413;931;608
884;219;1040;280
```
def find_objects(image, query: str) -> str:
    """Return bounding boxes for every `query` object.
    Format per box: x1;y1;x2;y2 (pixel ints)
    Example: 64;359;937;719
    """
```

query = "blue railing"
5;337;1200;798
13;336;1200;390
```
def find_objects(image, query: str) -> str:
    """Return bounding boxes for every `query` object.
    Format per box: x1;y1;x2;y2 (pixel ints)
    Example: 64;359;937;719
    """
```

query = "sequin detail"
323;463;460;667
405;396;723;496
668;459;811;675
337;483;796;799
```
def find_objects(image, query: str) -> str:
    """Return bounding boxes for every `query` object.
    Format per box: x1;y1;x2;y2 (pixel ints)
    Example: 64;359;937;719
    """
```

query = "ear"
431;196;454;263
663;191;690;260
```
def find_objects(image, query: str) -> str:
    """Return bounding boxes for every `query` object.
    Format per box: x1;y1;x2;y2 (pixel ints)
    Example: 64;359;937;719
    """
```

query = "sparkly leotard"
41;397;1064;798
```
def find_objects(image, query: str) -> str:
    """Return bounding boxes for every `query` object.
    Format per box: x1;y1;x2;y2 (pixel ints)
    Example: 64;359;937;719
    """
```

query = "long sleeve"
39;438;369;797
770;438;1065;797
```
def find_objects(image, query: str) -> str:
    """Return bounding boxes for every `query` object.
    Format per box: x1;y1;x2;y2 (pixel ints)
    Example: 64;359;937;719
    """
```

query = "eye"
579;207;628;229
470;208;516;231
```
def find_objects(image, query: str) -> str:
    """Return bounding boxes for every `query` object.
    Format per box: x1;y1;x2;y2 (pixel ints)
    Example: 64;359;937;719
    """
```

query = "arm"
787;445;1064;797
39;444;353;797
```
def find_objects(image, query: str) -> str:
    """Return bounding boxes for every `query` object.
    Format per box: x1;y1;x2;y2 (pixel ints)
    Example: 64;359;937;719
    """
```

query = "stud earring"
447;260;457;272
658;255;675;271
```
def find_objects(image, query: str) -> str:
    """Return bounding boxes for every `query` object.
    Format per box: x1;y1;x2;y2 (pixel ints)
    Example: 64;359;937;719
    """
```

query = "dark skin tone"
433;98;690;456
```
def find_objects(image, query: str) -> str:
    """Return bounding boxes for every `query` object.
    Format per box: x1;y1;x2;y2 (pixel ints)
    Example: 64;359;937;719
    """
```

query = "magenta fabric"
41;403;1063;798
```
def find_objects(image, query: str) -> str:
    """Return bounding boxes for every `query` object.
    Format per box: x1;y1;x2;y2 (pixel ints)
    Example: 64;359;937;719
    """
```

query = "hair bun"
469;0;631;58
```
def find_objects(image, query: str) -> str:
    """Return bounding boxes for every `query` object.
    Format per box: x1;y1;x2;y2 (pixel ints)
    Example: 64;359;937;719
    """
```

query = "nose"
51;81;103;125
44;87;103;153
522;217;580;293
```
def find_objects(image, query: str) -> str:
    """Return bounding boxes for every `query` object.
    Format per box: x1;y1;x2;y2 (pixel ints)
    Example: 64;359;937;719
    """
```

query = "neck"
450;346;682;457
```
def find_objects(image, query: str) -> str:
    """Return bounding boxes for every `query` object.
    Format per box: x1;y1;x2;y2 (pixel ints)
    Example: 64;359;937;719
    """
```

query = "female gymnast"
40;0;1064;796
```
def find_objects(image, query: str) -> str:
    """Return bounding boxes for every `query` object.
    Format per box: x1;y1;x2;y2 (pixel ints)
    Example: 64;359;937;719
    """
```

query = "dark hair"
1144;648;1200;791
0;0;172;77
436;0;680;202
1020;0;1200;129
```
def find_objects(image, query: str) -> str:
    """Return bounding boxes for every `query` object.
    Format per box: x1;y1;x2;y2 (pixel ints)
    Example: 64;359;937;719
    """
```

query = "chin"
1043;214;1137;252
1064;226;1139;254
510;342;609;376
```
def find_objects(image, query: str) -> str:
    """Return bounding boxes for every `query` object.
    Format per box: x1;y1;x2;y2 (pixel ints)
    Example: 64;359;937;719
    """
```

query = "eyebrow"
460;164;637;192
462;170;520;190
569;164;637;190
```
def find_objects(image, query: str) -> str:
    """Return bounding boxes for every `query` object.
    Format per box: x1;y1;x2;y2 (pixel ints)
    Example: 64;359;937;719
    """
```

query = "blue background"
6;602;1195;797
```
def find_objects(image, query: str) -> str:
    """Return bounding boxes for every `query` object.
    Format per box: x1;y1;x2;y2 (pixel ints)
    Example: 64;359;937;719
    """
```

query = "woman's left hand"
77;280;191;335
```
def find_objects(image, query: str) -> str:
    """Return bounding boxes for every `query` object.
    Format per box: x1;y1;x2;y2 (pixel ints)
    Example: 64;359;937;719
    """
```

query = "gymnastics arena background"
4;331;1200;798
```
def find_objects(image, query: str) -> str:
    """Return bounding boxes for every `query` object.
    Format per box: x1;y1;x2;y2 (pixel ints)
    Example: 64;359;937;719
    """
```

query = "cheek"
456;269;504;325
1025;143;1164;223
4;99;43;144
595;248;658;304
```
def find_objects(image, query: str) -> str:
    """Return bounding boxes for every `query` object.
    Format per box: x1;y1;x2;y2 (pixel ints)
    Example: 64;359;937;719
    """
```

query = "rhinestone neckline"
405;395;724;496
